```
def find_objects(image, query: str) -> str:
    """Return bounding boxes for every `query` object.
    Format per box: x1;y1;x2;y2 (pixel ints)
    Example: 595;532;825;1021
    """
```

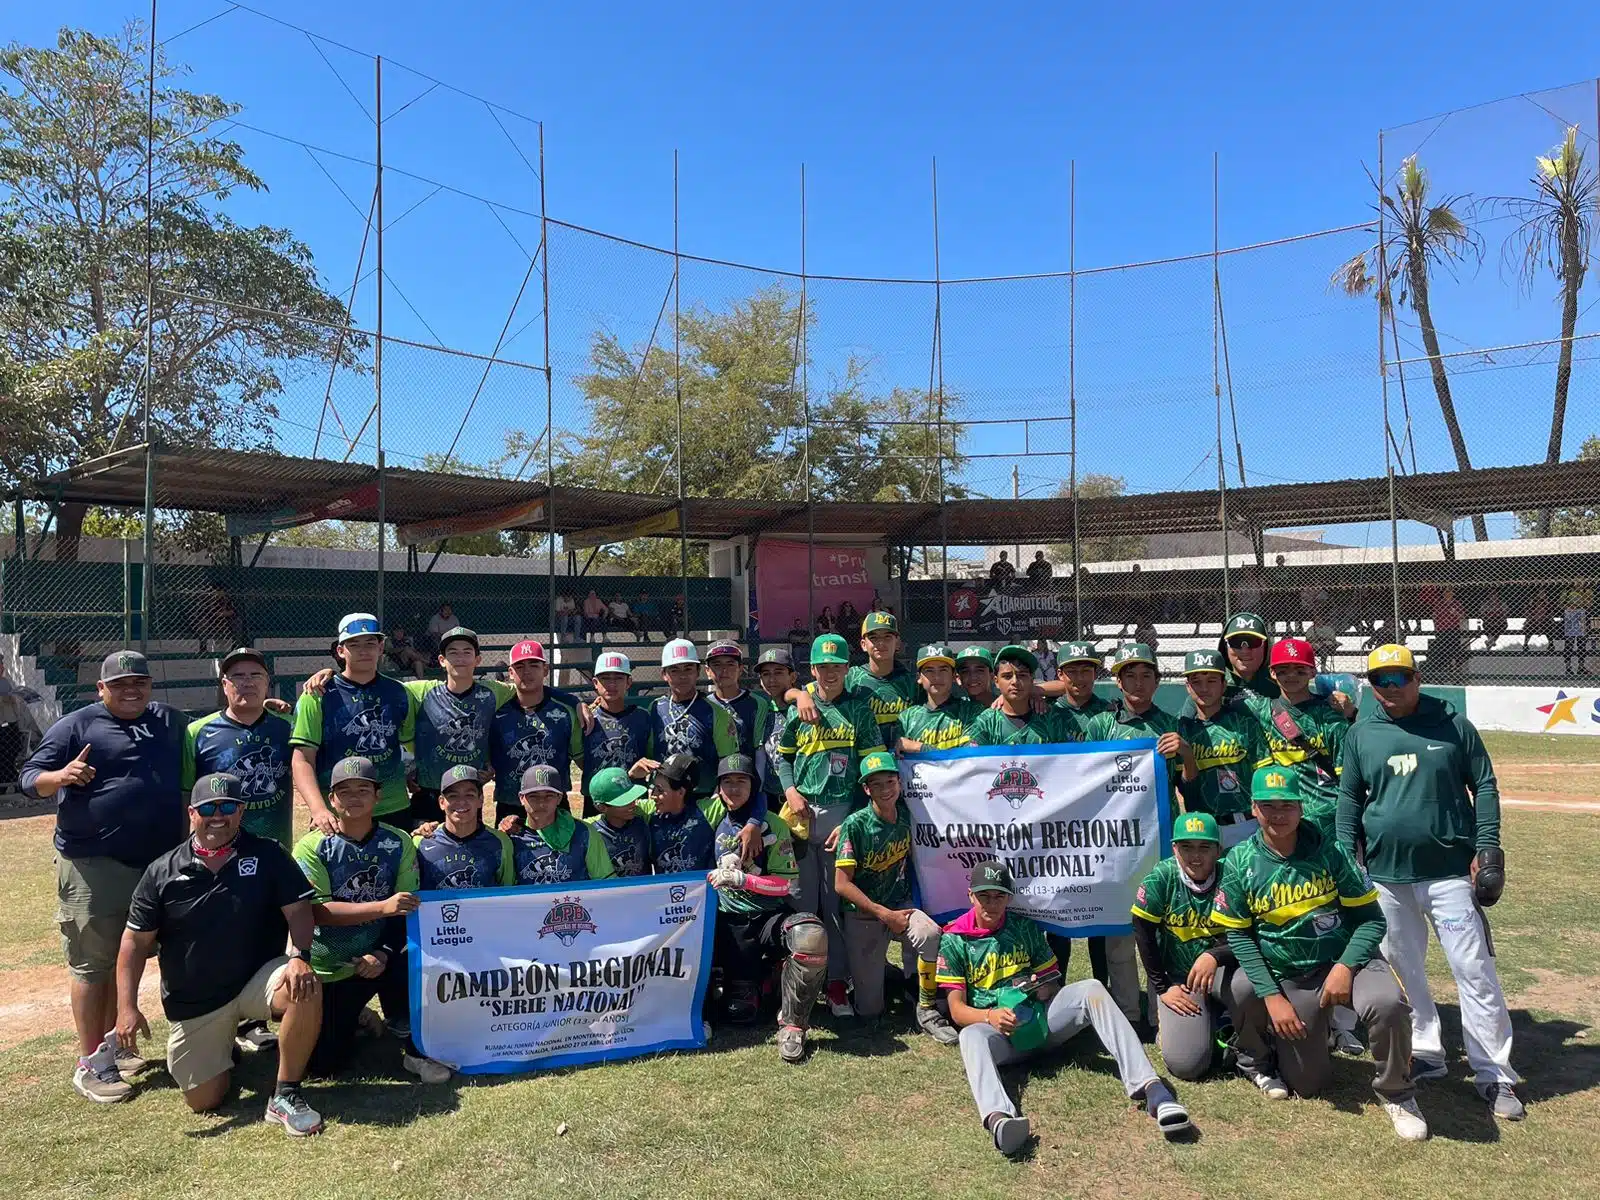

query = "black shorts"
402;788;441;832
308;950;412;1076
713;906;794;984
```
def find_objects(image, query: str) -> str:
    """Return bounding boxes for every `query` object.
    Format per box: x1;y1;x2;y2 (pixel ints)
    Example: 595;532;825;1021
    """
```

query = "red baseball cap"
1270;637;1315;668
509;639;547;666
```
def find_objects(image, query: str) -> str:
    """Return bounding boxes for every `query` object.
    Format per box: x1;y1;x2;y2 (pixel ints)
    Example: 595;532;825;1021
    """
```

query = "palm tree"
1492;126;1597;539
1334;155;1486;540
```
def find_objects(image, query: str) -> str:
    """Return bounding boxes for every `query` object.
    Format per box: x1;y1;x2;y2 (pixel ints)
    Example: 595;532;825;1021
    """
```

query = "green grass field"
1;732;1595;1200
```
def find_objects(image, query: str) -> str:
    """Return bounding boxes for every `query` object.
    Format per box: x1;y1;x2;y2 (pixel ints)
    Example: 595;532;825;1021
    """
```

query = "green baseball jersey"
1131;856;1227;977
1083;701;1184;804
965;705;1068;745
1244;694;1348;838
1054;693;1113;741
293;822;419;982
834;803;912;912
181;709;294;849
1181;706;1269;822
842;663;923;743
898;695;980;750
1210;824;1379;988
777;693;885;810
289;674;418;818
936;909;1059;1009
712;809;799;917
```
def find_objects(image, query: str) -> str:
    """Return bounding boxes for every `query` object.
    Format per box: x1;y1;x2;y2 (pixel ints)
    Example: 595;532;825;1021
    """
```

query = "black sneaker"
236;1020;279;1053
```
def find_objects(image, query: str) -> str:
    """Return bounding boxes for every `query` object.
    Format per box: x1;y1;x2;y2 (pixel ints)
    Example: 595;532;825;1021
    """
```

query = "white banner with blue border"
901;740;1172;937
406;874;716;1074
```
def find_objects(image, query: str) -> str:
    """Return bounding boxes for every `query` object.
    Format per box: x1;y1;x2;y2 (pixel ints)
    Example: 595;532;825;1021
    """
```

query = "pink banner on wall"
755;540;880;642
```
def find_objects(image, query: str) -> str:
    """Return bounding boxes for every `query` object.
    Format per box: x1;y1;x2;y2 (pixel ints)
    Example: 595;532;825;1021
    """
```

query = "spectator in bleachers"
554;593;579;642
837;600;861;638
1430;588;1466;683
194;583;247;654
0;659;42;789
787;618;811;671
1563;584;1592;675
634;591;661;640
1135;619;1160;664
1478;590;1509;651
1027;551;1053;587
815;606;837;635
385;626;430;678
1523;588;1554;651
989;552;1018;591
423;603;456;656
608;595;637;636
1032;638;1058;682
583;589;607;640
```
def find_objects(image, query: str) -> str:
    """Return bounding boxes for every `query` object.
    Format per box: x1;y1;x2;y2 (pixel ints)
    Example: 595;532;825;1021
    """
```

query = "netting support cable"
802;163;814;640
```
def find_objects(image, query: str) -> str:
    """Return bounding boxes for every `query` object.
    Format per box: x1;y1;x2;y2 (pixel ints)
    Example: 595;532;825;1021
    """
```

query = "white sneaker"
401;1052;452;1083
1251;1072;1290;1100
1384;1097;1429;1141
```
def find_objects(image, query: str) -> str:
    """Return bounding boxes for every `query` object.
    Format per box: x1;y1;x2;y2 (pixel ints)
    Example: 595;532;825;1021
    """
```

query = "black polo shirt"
127;831;313;1021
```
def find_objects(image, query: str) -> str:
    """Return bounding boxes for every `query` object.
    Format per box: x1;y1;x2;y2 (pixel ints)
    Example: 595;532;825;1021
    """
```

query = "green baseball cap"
915;643;956;668
1183;648;1226;675
810;633;851;665
1111;642;1157;673
1251;765;1303;804
1224;612;1269;641
590;766;646;808
859;750;899;780
1172;811;1221;844
861;611;899;635
956;646;995;668
1059;641;1100;665
995;644;1039;673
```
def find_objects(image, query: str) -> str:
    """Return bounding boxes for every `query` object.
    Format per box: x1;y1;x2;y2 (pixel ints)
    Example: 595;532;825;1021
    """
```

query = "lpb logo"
538;896;599;946
987;761;1044;810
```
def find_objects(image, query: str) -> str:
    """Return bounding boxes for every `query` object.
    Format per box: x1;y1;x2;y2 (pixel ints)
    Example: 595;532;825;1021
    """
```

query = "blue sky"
14;1;1600;546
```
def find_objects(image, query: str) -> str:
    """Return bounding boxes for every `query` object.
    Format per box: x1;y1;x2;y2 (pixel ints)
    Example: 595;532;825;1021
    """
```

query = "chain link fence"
6;3;1600;726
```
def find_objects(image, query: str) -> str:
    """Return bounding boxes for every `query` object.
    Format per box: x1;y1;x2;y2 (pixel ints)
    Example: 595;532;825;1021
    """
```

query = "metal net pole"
374;55;387;628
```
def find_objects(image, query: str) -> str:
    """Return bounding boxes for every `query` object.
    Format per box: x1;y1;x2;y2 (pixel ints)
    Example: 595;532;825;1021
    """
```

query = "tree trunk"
55;501;89;564
1410;263;1488;540
1533;221;1585;539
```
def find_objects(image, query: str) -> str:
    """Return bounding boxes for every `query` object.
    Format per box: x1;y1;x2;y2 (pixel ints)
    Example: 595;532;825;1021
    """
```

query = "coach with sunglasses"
116;773;325;1135
1336;645;1524;1122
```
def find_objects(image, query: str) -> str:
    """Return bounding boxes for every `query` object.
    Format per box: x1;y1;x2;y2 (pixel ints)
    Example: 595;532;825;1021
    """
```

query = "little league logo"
538;896;599;946
669;884;687;903
987;761;1044;811
441;903;460;923
1114;753;1134;773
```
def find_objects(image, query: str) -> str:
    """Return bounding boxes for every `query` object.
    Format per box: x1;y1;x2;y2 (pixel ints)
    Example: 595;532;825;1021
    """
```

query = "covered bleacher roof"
10;444;1600;546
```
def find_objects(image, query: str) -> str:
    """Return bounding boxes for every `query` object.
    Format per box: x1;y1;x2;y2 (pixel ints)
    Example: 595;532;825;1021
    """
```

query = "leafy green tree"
1047;473;1148;564
1334;155;1486;540
1517;433;1600;538
556;285;965;573
1494;127;1596;538
0;24;359;556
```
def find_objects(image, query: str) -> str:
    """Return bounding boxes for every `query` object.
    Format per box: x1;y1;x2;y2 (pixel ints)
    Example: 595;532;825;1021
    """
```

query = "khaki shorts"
56;855;146;983
167;957;290;1092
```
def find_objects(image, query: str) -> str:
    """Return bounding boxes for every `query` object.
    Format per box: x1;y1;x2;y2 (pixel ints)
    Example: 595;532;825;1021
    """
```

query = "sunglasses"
1369;670;1414;688
1225;637;1263;650
191;800;243;817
